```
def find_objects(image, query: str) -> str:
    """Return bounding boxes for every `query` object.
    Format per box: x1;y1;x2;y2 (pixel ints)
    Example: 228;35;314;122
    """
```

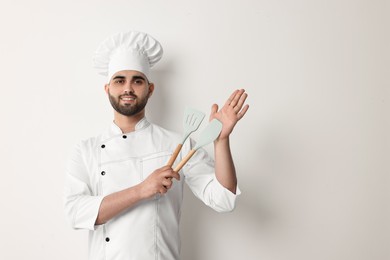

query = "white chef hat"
93;31;163;81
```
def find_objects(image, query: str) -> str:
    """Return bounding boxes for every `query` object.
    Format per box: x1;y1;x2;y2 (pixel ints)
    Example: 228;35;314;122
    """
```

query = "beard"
108;91;149;116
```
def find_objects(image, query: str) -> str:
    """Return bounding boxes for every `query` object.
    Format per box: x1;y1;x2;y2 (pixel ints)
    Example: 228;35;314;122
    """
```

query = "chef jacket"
64;117;241;260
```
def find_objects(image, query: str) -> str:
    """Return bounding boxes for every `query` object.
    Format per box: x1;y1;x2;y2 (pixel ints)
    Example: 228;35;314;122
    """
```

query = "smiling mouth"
121;96;136;102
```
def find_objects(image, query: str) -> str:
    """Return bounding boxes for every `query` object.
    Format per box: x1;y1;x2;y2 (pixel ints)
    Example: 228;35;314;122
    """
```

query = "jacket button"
122;135;127;139
101;171;105;176
105;237;110;242
101;144;105;148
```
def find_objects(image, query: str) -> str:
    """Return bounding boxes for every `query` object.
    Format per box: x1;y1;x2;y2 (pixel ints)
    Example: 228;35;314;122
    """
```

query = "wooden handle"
166;144;183;167
174;149;196;172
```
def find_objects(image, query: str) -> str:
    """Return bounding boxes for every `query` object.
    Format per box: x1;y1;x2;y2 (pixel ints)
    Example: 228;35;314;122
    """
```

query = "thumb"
210;104;218;121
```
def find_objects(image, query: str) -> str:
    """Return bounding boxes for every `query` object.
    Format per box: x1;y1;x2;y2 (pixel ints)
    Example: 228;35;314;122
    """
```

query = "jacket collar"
109;117;151;136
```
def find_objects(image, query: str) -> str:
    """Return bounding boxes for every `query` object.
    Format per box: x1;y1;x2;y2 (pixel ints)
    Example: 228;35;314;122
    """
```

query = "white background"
0;0;389;259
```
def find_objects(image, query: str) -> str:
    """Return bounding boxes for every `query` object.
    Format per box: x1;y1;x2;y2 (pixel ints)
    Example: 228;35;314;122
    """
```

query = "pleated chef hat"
93;31;163;81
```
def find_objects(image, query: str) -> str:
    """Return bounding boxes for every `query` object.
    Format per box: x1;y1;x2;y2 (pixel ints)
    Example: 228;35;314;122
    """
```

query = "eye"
134;79;144;85
114;79;125;84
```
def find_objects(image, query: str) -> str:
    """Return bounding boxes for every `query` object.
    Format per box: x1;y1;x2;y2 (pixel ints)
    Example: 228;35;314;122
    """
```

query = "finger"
163;170;180;181
152;166;170;178
162;178;172;188
210;104;218;121
157;165;172;173
237;104;249;120
224;90;239;107
235;92;248;111
211;104;218;114
229;89;245;108
169;171;181;181
159;186;168;194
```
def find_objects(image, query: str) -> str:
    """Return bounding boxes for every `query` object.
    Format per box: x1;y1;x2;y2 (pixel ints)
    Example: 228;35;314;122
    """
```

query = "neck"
113;110;145;133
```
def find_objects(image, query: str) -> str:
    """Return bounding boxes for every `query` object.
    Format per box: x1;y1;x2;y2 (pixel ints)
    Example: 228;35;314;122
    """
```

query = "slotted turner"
166;107;205;167
174;119;223;172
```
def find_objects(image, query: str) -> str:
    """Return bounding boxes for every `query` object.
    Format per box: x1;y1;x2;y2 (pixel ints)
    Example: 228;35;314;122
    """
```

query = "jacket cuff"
211;176;241;212
73;195;105;231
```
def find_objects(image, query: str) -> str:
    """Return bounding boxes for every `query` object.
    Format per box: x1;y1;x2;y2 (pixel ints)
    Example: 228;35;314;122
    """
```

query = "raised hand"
209;89;249;141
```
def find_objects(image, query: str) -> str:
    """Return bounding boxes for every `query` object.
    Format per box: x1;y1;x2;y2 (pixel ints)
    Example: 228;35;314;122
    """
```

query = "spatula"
174;119;223;173
166;107;205;167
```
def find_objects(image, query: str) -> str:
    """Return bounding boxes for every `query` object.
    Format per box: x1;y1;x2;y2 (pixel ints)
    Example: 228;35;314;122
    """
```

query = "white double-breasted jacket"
64;118;240;260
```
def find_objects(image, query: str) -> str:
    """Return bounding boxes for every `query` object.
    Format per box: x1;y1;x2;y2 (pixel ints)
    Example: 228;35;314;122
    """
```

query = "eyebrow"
111;75;146;81
110;74;149;85
112;75;126;80
132;75;146;81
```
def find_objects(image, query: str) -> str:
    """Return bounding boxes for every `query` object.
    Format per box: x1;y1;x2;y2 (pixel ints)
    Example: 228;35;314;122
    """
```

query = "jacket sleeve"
182;140;241;213
63;142;104;231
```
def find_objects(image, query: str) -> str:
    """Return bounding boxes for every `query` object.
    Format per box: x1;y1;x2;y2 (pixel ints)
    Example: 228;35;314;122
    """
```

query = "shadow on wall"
178;117;310;259
179;131;281;259
180;172;278;259
146;60;177;130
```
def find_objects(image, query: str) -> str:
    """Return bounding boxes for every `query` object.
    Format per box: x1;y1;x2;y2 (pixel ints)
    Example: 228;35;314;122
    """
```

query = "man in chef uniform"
64;31;249;260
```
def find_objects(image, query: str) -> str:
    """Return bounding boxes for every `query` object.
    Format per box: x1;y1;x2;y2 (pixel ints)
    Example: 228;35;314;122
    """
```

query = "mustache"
119;93;137;99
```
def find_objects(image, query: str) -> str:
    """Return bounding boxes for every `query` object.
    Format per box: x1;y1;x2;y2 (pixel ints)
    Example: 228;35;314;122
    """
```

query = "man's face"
105;70;154;116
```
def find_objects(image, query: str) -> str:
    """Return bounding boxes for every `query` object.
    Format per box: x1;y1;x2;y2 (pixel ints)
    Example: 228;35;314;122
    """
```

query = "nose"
123;81;134;94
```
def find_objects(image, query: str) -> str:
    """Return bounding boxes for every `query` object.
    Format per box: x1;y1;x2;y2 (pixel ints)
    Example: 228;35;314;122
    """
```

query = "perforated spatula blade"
166;107;205;167
181;107;205;142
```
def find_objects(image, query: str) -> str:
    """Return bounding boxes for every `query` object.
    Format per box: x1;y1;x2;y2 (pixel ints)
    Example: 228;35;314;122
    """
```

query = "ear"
148;83;155;98
104;84;109;94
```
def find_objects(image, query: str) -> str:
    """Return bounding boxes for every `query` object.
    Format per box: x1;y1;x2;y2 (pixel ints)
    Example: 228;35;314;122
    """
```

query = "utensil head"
181;107;205;143
194;119;222;150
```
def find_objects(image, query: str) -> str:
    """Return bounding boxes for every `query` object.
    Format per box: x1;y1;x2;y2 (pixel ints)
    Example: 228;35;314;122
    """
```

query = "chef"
64;31;249;260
